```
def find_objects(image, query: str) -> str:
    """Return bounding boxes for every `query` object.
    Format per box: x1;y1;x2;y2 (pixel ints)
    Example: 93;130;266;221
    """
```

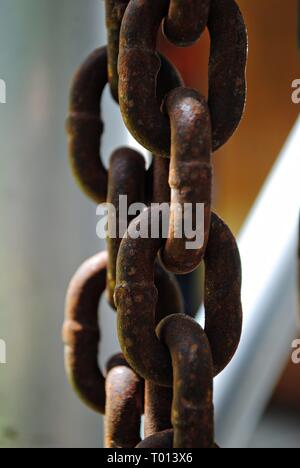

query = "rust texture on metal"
65;0;248;449
67;45;182;204
161;87;212;274
62;251;108;414
137;430;219;449
208;0;248;151
136;429;174;449
144;382;173;439
115;207;243;386
157;314;214;448
144;262;184;438
106;147;146;308
118;0;247;157
204;212;243;376
163;0;210;47
105;354;143;448
150;156;171;204
115;207;173;387
67;47;108;204
105;0;130;102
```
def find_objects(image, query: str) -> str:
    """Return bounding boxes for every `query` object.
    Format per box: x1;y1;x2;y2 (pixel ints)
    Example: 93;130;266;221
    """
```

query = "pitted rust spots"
105;0;130;102
106;147;146;308
116;207;243;390
65;0;246;449
118;0;247;156
161;88;212;274
67;47;181;203
204;212;243;376
115;208;173;386
208;0;248;151
144;382;173;439
105;354;143;448
144;262;184;439
163;0;210;47
157;314;215;448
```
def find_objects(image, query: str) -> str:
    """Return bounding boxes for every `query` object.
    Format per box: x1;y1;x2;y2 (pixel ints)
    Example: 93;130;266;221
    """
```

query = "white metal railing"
213;116;300;448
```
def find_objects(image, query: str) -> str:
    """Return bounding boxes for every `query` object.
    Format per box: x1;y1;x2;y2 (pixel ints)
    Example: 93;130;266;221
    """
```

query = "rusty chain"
63;0;248;449
118;0;247;157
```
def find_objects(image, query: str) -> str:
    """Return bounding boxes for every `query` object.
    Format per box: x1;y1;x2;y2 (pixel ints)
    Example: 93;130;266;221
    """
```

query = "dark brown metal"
105;0;130;102
62;251;108;413
67;47;108;204
137;430;219;449
118;0;247;157
144;382;173;439
105;354;143;448
115;207;173;387
205;212;243;376
115;208;243;384
151;156;171;204
157;314;214;448
136;429;174;449
154;262;184;324
160;87;212;274
163;0;210;46
63;247;184;414
106;147;146;308
144;262;184;438
65;0;247;449
208;0;248;151
67;46;182;204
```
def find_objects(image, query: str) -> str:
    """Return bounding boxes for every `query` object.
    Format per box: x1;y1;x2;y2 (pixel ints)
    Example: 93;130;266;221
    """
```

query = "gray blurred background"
0;0;123;448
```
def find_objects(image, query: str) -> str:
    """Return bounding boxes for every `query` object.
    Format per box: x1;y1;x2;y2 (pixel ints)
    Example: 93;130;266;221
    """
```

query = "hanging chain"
63;0;248;449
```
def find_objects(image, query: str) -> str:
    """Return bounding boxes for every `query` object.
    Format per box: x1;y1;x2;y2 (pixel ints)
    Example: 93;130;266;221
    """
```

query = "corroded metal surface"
157;314;214;448
105;0;130;101
105;354;143;448
136;430;219;449
136;429;174;449
204;213;243;376
144;262;184;438
163;0;210;47
106;147;146;308
118;0;247;157
144;382;173;439
115;207;173;387
150;156;171;205
65;0;247;449
67;46;182;203
67;47;108;204
62;251;108;413
208;0;248;151
115;208;243;385
161;87;212;274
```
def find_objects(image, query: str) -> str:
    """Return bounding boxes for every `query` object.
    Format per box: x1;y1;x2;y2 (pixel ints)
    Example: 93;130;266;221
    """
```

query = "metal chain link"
63;0;248;449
